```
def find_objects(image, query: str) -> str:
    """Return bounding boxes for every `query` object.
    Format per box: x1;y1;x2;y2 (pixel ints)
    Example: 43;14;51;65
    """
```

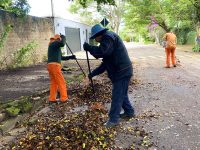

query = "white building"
54;17;91;54
28;0;92;54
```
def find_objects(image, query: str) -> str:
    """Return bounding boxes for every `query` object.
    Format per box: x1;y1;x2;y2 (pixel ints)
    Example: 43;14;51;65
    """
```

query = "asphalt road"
128;43;200;149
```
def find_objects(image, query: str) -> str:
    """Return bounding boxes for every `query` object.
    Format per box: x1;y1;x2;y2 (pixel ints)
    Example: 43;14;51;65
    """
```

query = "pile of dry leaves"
7;77;153;149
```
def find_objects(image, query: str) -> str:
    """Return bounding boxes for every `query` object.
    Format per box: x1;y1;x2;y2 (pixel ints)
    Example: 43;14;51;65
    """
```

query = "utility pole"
50;0;55;33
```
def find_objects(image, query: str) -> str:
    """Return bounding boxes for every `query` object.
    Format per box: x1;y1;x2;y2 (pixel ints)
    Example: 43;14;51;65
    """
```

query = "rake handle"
85;50;96;98
65;42;86;77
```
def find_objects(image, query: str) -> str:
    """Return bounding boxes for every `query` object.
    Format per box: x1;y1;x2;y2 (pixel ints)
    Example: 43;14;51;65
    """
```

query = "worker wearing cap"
83;24;135;127
163;32;177;68
47;34;76;103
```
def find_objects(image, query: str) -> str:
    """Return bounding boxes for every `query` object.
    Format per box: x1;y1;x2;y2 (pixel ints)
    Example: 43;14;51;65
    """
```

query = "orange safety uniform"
47;34;68;102
163;32;177;68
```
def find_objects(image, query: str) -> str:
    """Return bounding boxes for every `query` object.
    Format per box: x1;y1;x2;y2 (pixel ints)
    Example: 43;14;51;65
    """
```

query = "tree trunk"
159;21;170;32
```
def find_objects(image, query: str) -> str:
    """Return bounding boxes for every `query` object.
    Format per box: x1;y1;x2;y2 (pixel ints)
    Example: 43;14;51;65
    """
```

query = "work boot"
58;99;72;104
104;121;119;128
59;100;68;103
165;65;170;68
119;113;135;119
48;100;58;105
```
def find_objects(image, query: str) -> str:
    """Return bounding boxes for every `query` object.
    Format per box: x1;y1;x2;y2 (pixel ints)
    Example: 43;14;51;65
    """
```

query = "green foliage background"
0;0;30;16
69;0;199;47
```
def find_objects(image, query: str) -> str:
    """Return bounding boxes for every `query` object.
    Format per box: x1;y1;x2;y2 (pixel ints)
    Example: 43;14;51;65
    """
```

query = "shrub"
9;41;38;68
187;31;196;44
192;45;200;52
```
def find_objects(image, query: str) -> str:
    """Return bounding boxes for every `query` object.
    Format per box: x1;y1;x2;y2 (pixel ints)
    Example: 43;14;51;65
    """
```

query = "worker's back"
163;32;177;48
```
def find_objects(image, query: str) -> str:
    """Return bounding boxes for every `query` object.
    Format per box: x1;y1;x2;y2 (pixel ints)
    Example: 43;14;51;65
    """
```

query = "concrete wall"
0;10;91;69
0;10;54;68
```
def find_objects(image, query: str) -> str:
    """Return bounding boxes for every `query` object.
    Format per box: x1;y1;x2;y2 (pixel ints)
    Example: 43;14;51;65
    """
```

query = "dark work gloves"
88;73;93;79
60;34;65;39
69;55;76;60
83;42;91;51
61;55;76;60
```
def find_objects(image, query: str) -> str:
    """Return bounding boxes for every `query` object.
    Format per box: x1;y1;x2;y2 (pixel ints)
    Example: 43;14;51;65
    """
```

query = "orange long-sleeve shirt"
163;32;177;48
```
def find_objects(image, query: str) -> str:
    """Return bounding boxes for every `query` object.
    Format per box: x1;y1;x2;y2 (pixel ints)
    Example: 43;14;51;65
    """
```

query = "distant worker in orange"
163;31;177;68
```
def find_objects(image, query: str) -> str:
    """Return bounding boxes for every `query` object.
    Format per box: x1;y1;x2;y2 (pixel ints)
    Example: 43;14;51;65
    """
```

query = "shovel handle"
65;42;86;77
86;50;96;98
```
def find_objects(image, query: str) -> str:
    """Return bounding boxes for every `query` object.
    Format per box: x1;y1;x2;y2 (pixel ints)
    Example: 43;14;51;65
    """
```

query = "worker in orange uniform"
163;32;177;68
47;34;76;103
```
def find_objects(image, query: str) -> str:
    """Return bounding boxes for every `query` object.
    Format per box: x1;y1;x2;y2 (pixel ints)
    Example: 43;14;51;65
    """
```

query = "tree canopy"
69;0;125;34
122;0;200;44
0;0;30;16
74;0;115;7
69;0;199;44
1;0;199;45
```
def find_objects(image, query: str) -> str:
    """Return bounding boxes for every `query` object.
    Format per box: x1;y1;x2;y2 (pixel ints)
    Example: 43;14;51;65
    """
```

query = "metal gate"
65;27;81;53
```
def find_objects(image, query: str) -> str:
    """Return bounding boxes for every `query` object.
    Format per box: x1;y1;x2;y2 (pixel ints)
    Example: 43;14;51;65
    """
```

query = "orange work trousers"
165;46;176;67
47;63;68;102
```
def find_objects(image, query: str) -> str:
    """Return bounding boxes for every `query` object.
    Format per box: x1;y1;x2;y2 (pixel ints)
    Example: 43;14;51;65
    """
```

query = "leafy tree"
125;0;174;32
0;0;30;16
123;0;199;44
69;0;125;34
71;0;115;8
99;0;125;33
191;0;200;34
0;0;11;9
69;0;100;25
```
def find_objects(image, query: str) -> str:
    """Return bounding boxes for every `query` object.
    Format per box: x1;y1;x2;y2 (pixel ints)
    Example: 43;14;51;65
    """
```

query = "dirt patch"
0;63;49;102
0;59;101;102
